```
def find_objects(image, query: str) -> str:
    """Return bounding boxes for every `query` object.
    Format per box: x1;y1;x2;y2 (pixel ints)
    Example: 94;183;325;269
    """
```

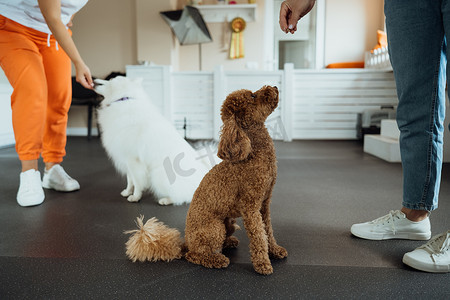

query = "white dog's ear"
93;79;108;95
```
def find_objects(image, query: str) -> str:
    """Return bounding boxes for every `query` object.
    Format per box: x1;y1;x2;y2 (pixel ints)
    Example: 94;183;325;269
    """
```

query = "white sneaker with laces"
403;230;450;273
350;210;431;240
42;165;80;192
17;169;45;207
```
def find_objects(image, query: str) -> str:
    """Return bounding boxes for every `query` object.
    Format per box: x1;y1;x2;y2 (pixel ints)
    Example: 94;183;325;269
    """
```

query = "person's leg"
21;160;39;172
386;0;446;215
39;36;72;166
39;34;80;192
401;0;450;274
444;0;450;136
0;16;48;206
0;18;48;168
351;0;445;240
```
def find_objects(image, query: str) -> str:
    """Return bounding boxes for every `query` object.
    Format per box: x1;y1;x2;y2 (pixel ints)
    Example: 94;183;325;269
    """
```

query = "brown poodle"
125;85;287;275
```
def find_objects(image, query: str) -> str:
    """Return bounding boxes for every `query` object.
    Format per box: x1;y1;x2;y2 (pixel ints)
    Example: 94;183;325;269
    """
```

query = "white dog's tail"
124;216;183;262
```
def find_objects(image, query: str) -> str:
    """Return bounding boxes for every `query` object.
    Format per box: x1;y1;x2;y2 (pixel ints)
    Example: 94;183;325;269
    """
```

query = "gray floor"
1;137;449;299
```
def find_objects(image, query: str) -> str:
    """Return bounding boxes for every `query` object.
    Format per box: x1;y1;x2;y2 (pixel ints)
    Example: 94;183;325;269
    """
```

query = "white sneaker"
350;210;431;240
403;230;450;273
17;169;45;207
42;165;80;192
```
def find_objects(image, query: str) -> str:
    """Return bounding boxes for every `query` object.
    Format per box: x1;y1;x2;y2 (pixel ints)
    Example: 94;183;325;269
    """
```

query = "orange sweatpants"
0;15;71;163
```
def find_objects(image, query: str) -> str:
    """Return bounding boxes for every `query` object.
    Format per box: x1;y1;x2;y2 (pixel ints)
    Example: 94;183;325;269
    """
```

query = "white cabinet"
0;70;14;148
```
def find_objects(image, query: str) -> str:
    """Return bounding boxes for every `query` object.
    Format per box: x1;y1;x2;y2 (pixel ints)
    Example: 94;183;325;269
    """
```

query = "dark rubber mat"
1;138;449;298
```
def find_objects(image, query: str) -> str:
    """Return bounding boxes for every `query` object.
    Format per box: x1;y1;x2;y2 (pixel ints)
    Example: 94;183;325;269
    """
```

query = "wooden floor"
1;137;449;298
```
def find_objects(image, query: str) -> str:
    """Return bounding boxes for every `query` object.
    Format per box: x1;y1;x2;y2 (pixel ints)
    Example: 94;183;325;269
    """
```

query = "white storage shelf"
127;64;398;141
194;4;257;23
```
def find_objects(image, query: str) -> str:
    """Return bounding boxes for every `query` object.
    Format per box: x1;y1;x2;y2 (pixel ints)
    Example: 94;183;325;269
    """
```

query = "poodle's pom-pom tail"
124;215;183;262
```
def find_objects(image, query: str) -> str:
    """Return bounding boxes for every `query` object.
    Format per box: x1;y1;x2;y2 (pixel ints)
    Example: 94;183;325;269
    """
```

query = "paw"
121;189;132;197
208;254;230;269
158;197;173;206
253;261;273;275
185;252;230;269
269;245;288;259
127;195;141;202
223;236;239;249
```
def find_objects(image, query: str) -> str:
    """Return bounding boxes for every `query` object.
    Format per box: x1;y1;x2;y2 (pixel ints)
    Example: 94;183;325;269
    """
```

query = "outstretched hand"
279;0;316;34
75;62;94;90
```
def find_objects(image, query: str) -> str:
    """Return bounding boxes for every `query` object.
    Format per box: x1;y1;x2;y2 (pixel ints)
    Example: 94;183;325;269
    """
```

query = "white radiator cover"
126;64;398;141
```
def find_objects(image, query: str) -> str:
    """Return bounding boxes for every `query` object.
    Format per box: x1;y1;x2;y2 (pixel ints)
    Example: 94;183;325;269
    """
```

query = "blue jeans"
385;0;450;211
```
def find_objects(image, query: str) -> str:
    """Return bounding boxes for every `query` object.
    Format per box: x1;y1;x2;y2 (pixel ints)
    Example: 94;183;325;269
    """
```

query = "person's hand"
75;61;94;90
279;0;316;34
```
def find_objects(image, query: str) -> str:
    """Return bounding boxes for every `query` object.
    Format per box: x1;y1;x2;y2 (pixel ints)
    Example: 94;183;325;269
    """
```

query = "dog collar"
105;97;133;107
113;97;132;103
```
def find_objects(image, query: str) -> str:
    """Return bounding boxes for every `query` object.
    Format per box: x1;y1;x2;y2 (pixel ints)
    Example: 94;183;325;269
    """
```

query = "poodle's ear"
217;117;252;162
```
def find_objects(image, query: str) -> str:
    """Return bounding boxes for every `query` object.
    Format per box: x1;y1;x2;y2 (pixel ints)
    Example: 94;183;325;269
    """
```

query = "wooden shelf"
194;4;257;23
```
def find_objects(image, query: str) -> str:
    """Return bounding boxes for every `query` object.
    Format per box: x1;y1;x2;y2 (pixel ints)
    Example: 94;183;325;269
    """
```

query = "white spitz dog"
94;76;215;205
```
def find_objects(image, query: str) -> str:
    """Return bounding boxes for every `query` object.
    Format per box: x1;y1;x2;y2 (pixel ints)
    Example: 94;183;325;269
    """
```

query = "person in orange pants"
0;0;93;207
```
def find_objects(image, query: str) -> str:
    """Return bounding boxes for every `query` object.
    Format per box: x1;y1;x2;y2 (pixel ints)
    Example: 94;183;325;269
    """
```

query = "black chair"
71;76;101;140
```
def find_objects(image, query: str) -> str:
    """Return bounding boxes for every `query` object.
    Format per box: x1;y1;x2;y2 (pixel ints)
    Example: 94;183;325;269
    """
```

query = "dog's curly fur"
124;216;183;262
125;85;287;275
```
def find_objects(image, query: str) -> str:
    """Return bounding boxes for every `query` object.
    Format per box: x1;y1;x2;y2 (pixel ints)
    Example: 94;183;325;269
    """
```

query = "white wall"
69;0;138;131
71;0;137;78
324;0;384;65
67;0;384;132
71;0;385;74
178;0;267;71
0;0;386;143
134;0;180;67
